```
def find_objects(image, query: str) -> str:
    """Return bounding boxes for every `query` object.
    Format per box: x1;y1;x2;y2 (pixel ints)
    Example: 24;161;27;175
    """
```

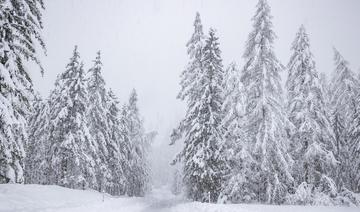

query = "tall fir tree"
119;103;132;195
240;0;293;204
218;63;251;203
105;89;127;195
86;51;110;192
221;62;245;143
172;12;205;143
24;93;51;184
47;46;97;189
286;26;337;204
348;97;360;194
177;12;205;102
0;0;45;183
123;89;150;197
330;48;360;192
172;28;229;202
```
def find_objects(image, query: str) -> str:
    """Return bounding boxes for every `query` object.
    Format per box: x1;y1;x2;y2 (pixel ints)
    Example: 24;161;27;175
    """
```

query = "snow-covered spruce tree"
47;46;97;189
171;12;205;144
177;12;205;102
24;93;51;184
119;103;132;195
329;49;360;193
171;29;229;202
348;96;360;195
221;63;245;161
285;25;337;205
218;63;253;203
86;51;111;192
221;62;245;141
123;89;150;197
0;0;45;183
105;89;127;195
239;0;293;204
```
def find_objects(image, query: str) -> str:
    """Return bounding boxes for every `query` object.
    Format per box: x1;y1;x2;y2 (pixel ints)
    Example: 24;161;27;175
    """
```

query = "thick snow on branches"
172;0;360;206
1;0;360;207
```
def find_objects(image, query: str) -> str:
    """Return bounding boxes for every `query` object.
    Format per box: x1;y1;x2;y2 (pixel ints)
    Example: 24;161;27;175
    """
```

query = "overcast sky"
31;0;360;184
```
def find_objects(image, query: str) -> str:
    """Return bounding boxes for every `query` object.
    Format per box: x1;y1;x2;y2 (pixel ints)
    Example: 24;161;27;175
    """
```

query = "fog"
31;0;360;186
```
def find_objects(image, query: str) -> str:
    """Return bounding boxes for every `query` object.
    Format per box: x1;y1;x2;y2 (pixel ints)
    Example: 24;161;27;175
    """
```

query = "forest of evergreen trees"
171;0;360;206
0;0;359;207
0;0;152;197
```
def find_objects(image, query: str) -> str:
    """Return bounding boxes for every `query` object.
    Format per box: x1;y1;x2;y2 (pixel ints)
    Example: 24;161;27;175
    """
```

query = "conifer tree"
221;63;245;142
218;63;252;203
220;63;248;203
25;93;51;184
86;51;110;192
124;89;150;197
348;99;360;193
105;89;127;195
172;29;229;202
0;0;45;183
47;46;97;189
171;12;205;143
330;49;360;192
286;26;337;204
119;103;132;195
177;12;205;102
240;0;293;204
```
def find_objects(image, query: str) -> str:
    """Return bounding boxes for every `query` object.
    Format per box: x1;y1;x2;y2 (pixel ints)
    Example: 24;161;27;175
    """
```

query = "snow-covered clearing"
0;184;358;212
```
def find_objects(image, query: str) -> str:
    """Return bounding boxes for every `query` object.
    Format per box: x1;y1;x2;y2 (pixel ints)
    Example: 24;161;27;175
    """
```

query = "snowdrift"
0;184;359;212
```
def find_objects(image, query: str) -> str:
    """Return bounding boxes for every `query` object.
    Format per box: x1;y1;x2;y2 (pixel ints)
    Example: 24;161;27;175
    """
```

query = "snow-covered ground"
0;184;358;212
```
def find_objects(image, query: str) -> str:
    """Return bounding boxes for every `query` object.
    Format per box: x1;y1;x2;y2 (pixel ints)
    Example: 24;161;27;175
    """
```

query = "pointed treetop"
203;28;222;66
90;51;103;71
254;0;272;17
94;50;102;64
73;45;80;58
287;24;314;80
206;28;219;47
331;47;357;83
253;0;273;30
291;24;310;50
244;0;276;59
333;47;349;67
129;88;138;107
107;89;120;113
88;50;106;91
330;47;359;92
90;50;103;69
187;12;205;57
208;28;216;38
78;62;86;78
286;24;318;95
193;12;203;34
67;45;80;68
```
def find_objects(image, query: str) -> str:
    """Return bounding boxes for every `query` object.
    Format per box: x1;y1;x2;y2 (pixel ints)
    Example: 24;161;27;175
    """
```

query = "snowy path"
1;184;359;212
140;186;187;212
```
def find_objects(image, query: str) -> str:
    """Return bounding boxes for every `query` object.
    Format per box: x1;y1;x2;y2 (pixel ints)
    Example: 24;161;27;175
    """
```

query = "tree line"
25;47;152;196
0;0;152;197
171;0;360;206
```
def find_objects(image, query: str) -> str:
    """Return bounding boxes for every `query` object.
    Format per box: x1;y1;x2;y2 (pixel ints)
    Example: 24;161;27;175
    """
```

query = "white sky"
31;0;360;185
